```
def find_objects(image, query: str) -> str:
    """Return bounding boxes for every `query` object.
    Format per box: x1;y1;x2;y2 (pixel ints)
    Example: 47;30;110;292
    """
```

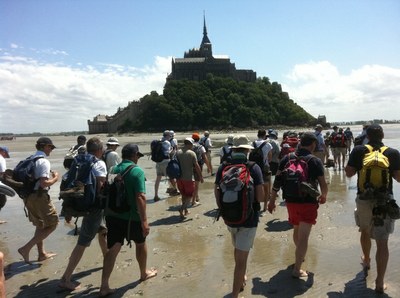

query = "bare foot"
0;220;6;224
18;247;31;264
292;269;308;278
99;287;116;297
361;256;370;268
58;279;81;291
375;283;387;294
240;275;247;292
38;252;57;262
140;268;157;282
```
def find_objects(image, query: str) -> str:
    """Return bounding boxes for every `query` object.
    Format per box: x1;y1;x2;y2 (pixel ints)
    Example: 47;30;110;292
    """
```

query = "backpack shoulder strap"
245;161;256;170
121;164;136;178
364;144;373;152
380;146;389;154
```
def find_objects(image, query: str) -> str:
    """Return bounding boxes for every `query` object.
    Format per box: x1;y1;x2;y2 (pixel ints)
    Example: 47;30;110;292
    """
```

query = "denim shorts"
78;209;105;247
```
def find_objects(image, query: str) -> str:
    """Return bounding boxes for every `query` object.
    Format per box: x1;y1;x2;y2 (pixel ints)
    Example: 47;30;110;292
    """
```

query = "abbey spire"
200;12;212;57
201;13;211;45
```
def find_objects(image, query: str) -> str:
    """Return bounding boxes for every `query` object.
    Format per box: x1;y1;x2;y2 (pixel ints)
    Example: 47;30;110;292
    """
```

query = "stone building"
88;16;256;134
167;16;256;82
88;101;141;134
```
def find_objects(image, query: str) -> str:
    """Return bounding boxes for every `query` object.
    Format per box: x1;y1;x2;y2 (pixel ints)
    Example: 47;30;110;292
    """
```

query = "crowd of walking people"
0;123;399;297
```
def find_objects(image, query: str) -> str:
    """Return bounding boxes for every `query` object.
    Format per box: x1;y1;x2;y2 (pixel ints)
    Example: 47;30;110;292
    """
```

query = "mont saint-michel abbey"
88;18;257;134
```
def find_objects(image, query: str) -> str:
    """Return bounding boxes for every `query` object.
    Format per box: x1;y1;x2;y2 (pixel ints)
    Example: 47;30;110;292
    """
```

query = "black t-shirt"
347;142;400;194
277;148;324;203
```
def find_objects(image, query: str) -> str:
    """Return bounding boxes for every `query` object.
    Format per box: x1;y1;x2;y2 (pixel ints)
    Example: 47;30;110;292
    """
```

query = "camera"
372;206;385;226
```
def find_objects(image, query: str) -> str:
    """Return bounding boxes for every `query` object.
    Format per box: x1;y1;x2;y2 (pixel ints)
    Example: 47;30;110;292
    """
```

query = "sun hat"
36;137;56;149
268;130;278;138
315;124;323;130
232;135;254;150
184;137;194;144
106;137;120;146
0;146;10;158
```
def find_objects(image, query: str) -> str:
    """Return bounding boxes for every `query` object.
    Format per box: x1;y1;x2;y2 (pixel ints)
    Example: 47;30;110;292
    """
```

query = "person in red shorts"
176;137;204;220
268;132;328;278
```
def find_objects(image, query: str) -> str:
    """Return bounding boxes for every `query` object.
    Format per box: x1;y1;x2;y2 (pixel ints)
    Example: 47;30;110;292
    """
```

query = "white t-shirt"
105;151;121;172
93;159;107;178
0;155;6;172
32;151;50;190
253;139;273;166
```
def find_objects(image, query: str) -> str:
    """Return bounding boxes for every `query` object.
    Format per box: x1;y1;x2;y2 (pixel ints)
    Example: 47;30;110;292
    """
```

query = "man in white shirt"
104;137;121;172
18;137;59;264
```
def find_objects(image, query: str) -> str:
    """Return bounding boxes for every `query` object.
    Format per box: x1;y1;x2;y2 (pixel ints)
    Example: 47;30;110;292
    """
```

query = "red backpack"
279;137;299;158
218;162;256;225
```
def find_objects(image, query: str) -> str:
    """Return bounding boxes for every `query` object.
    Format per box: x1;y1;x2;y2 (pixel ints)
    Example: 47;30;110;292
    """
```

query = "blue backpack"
166;158;181;179
12;155;44;199
59;154;100;217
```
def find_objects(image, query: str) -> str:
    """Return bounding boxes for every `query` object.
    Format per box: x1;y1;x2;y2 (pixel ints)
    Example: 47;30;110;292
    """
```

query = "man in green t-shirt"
99;144;157;296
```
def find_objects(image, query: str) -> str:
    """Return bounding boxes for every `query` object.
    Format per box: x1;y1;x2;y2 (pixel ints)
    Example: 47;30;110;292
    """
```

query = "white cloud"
2;53;398;134
282;61;400;122
0;54;170;133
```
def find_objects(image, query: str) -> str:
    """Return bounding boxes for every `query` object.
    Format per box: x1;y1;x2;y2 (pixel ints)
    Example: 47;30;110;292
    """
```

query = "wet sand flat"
1;129;400;297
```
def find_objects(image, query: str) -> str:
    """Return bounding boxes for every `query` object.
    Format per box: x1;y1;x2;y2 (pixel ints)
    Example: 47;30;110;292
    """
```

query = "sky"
1;0;399;134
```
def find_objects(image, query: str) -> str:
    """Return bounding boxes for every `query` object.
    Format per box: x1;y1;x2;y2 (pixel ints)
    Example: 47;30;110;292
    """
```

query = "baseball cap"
36;137;56;149
192;132;200;141
0;146;10;158
121;143;144;158
106;137;120;146
300;132;318;146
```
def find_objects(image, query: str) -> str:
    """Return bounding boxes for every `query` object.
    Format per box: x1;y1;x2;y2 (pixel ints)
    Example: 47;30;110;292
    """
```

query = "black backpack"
354;134;366;146
103;164;136;214
249;141;267;171
150;140;168;162
220;146;232;163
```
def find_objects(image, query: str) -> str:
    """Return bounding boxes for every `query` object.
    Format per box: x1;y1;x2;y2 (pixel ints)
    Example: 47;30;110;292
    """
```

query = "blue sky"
1;0;399;133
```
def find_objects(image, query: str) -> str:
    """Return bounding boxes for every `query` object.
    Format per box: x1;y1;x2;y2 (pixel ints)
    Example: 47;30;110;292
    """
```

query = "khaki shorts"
25;191;59;229
227;226;257;251
354;197;394;240
156;159;169;176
